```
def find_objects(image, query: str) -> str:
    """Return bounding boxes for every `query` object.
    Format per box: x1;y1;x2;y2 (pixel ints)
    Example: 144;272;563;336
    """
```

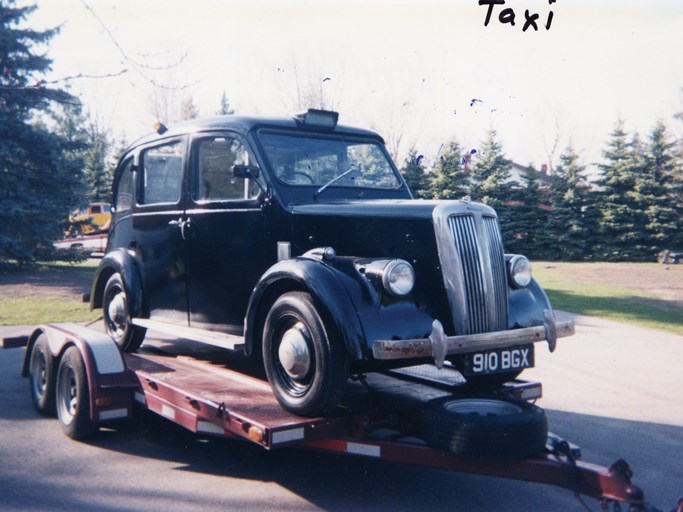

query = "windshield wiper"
314;163;361;200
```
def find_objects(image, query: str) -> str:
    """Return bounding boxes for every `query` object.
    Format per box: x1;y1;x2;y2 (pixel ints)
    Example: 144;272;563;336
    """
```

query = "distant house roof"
461;153;556;189
508;162;556;189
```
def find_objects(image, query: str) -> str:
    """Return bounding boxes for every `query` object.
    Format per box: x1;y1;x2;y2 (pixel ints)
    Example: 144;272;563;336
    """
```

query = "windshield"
258;132;402;191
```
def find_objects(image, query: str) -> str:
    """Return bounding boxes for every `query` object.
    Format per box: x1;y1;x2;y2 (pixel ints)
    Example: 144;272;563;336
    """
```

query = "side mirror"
233;164;260;179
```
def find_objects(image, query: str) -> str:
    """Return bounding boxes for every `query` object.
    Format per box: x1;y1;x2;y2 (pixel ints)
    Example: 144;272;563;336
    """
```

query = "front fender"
245;258;367;361
90;248;144;317
508;277;553;329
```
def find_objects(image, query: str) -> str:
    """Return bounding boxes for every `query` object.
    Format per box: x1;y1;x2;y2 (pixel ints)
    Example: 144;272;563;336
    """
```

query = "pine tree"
546;146;593;261
217;90;235;115
429;140;468;199
506;168;551;258
468;130;515;245
400;149;430;198
641;120;680;252
52;103;112;204
0;2;86;264
594;120;648;261
180;96;199;120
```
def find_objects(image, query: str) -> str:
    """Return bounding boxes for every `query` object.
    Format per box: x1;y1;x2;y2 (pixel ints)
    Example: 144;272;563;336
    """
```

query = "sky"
22;0;683;170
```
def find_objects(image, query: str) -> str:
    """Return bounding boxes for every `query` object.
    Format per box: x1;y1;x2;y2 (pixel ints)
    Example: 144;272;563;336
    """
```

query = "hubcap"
278;323;312;380
57;366;78;424
33;353;47;398
107;292;127;337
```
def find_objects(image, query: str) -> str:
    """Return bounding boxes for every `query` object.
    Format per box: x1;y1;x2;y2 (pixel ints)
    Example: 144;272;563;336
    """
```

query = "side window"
194;136;259;201
140;141;184;205
114;159;134;212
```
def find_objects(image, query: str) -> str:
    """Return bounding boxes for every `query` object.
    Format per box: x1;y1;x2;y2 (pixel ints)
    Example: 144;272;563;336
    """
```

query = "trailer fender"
90;249;144;317
244;258;366;361
23;324;133;422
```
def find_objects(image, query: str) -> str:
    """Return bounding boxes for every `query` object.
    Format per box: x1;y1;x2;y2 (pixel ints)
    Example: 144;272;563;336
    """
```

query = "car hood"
290;199;479;260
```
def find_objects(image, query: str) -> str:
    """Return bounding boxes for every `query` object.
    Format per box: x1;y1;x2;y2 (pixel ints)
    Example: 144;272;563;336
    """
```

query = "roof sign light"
296;109;339;129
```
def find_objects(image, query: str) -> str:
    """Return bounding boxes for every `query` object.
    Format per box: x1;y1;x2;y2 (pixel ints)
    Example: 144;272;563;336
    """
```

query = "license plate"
463;345;535;376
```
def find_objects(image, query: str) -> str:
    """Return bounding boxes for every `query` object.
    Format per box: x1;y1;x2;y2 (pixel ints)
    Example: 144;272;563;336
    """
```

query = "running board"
131;318;245;351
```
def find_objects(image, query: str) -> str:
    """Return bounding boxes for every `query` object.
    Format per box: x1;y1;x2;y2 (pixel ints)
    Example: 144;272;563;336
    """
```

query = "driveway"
0;314;681;511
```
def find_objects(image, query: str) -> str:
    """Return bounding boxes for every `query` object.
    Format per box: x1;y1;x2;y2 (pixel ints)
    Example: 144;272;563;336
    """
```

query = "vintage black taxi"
90;109;574;417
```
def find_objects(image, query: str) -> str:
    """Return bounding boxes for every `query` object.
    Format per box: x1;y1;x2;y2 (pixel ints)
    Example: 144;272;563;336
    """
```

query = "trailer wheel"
263;292;348;417
29;334;56;416
56;347;97;439
103;273;146;352
420;396;547;458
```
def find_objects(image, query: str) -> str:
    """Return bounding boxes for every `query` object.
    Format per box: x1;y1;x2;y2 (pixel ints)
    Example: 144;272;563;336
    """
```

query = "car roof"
127;114;384;152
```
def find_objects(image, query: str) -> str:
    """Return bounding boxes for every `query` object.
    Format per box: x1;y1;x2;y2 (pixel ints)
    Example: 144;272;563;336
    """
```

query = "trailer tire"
420;396;547;459
263;292;348;417
103;273;146;352
56;347;97;439
29;334;56;416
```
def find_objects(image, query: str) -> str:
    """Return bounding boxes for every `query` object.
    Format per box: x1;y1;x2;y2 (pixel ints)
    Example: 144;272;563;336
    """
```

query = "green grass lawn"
2;260;682;336
534;263;683;336
0;296;101;325
0;260;100;326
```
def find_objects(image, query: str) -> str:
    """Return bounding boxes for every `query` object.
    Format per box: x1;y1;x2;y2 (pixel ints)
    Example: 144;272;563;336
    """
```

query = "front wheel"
263;292;348;417
102;273;146;352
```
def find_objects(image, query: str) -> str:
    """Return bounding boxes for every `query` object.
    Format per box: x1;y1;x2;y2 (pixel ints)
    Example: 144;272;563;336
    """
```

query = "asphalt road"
0;315;681;512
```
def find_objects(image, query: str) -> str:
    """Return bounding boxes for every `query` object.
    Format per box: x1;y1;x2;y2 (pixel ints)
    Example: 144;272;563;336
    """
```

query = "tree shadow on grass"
545;288;683;335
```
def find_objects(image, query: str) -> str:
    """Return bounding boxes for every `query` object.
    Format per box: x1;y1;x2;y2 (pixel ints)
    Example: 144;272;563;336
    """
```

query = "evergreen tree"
217;90;235;115
180;96;199;120
546;146;593;260
506;168;551;258
429;140;468;199
52;103;112;204
0;2;86;264
594;120;648;261
400;149;430;198
468;130;515;245
642;120;681;251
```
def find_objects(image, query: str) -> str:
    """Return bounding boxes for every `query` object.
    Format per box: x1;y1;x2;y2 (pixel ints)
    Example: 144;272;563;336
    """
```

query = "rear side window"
114;159;134;212
140;141;184;205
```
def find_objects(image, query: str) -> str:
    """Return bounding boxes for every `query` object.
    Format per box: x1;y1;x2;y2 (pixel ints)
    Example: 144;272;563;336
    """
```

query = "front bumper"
372;309;575;368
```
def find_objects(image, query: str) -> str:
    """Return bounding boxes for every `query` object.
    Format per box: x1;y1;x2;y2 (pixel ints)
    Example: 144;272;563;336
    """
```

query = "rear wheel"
420;396;547;458
29;334;56;416
263;292;348;417
103;273;146;352
56;347;97;439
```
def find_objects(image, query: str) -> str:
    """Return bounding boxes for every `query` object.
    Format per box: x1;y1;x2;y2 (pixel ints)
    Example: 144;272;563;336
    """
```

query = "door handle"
168;217;191;240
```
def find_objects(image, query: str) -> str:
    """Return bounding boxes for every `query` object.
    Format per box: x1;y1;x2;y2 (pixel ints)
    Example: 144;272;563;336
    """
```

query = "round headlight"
509;255;532;288
382;260;415;297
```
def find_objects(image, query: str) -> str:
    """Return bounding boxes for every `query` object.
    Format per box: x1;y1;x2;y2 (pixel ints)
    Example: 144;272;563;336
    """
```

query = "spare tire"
419;396;547;459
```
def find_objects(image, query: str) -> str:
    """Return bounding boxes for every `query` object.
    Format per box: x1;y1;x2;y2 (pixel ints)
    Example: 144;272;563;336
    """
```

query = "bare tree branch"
79;0;195;91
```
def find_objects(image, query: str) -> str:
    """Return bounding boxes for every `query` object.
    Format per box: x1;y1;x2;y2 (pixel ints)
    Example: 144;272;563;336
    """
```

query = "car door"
185;133;266;334
131;137;189;325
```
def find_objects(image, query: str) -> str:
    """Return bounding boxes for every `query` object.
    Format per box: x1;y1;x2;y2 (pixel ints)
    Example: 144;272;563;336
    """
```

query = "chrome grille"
445;213;508;334
483;215;509;331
